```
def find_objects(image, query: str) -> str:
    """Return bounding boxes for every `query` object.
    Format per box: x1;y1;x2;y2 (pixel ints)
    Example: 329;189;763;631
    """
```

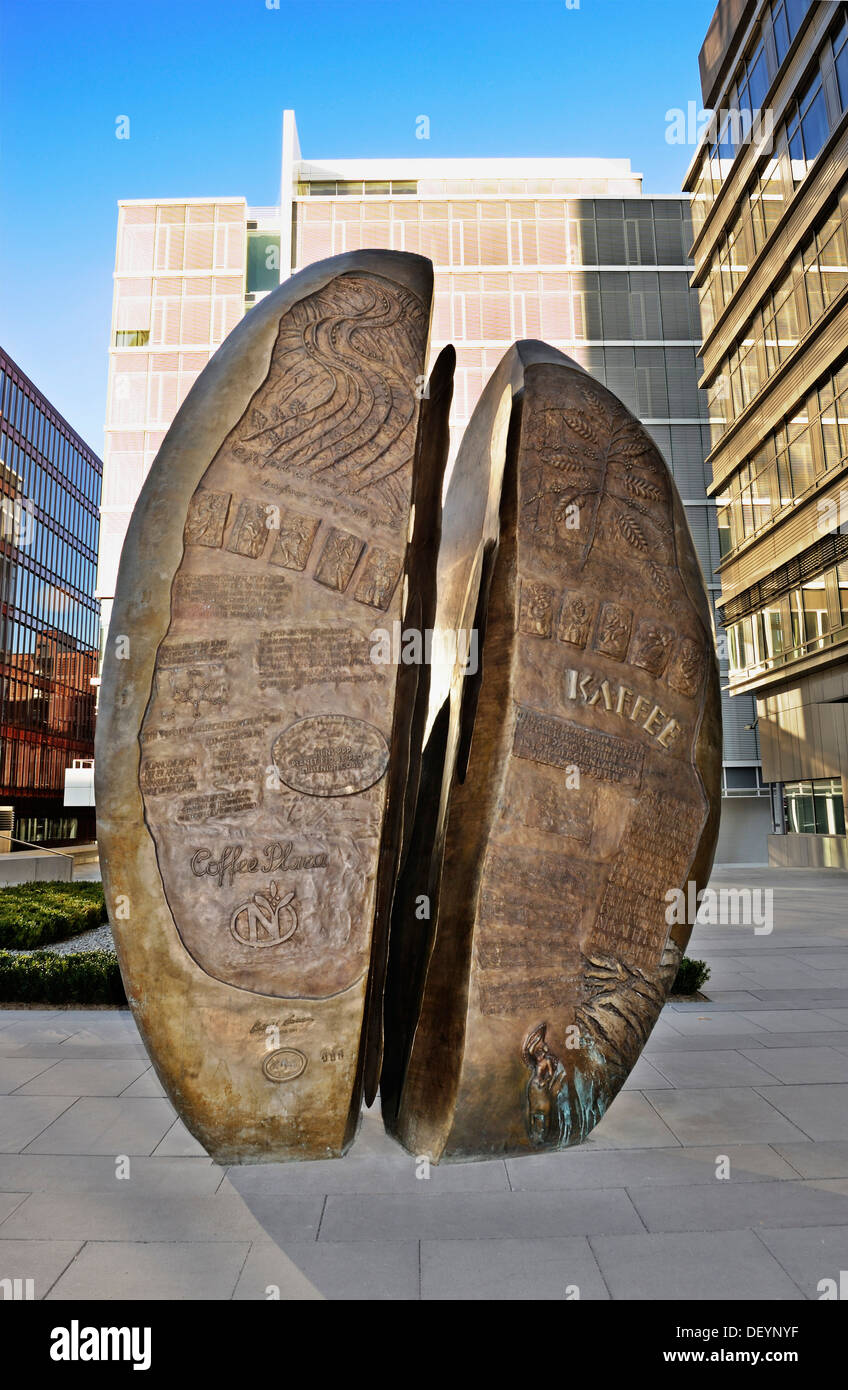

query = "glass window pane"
773;5;790;64
800;83;828;162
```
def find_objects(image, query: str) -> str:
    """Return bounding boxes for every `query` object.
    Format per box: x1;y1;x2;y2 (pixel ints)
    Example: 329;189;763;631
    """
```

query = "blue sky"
0;0;716;453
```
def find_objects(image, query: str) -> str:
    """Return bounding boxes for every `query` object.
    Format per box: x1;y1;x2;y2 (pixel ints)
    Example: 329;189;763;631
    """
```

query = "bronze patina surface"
383;341;722;1162
96;251;442;1162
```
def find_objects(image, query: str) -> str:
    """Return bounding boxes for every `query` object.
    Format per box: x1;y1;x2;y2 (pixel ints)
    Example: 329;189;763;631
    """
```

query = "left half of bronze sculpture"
95;250;445;1162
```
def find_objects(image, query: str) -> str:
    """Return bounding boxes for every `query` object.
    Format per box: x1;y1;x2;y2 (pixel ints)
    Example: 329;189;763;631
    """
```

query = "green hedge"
0;949;125;1005
0;881;107;949
672;956;711;995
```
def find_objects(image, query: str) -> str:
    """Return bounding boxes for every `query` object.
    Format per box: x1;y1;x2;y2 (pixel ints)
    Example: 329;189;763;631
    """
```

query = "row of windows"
298;179;418;197
784;776;846;834
697;66;839;336
1;557;99;646
1;734;94;798
14;815;82;845
1;662;98;715
295;200;692;269
716;359;848;557
0;629;99;791
1;432;99;562
0;365;102;500
706;185;848;440
112;279;243;352
108;361;206;431
426;271;700;343
726;558;848;681
691;0;832;239
298;179;642;198
117;204;245;276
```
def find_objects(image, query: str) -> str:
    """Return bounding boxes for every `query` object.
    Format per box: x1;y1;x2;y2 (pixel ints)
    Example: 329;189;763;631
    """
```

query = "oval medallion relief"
272;715;389;797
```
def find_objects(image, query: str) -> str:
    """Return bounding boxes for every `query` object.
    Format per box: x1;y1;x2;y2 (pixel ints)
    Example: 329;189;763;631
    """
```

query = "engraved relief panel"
556;591;595;648
518;581;555;638
138;271;428;999
184;490;231;547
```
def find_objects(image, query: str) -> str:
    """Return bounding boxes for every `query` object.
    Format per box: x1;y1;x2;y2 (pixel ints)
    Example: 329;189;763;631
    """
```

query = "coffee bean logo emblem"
230;881;297;949
263;1048;308;1083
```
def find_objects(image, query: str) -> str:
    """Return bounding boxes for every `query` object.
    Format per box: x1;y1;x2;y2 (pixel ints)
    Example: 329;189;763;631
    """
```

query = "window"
737;40;770;130
762;273;799;372
838;562;848;627
771;0;813;65
835;13;848;111
784;778;846;835
246;234;281;294
114;330;149;347
727;549;848;681
787;72;828;185
298;179;417;197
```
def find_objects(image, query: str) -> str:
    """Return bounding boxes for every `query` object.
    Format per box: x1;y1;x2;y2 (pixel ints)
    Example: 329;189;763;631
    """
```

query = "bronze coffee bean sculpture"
97;254;720;1163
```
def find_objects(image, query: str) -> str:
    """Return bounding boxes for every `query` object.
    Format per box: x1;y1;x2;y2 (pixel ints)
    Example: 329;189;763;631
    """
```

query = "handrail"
729;620;848;686
0;835;74;863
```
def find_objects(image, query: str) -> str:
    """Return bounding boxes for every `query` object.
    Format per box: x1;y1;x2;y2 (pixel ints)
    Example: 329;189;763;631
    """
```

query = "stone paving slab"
627;1177;848;1233
45;1241;252;1301
0;1153;222;1195
22;1098;177;1156
504;1144;799;1190
318;1189;645;1242
420;1236;610;1301
771;1141;848;1178
639;1087;810;1146
738;1047;848;1084
233;1241;414;1301
1;1190;323;1244
222;1154;510;1197
588;1230;804;1301
756;1225;848;1299
0;1097;77;1152
0;1240;84;1300
13;1060;151;1097
644;1050;780;1088
751;1085;848;1141
0;864;847;1299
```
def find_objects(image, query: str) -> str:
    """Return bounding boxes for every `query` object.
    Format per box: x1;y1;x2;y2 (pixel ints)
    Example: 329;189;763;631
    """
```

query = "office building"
0;348;101;846
686;0;848;866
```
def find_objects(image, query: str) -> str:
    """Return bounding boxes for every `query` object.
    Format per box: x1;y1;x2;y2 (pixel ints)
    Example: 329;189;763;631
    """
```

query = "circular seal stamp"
262;1048;308;1083
272;714;389;797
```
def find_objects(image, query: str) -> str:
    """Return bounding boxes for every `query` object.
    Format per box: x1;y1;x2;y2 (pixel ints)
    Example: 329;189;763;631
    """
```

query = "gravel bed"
5;924;116;956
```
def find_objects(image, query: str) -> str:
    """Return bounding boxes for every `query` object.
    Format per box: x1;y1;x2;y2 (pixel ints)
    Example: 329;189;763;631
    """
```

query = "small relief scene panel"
184;490;231;548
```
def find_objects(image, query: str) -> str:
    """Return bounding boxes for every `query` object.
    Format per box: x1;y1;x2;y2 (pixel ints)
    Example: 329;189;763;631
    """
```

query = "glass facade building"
685;0;848;867
0;347;101;845
99;111;767;858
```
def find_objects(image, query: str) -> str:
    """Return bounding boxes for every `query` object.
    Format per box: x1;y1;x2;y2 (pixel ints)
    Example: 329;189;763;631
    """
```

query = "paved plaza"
1;865;847;1301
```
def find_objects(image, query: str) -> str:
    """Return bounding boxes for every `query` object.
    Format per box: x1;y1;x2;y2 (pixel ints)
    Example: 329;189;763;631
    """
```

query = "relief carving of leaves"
625;495;673;537
578;384;612;424
648;560;672;597
548;459;592;480
562;409;603;446
617;437;654;458
616;510;649;553
625;475;662;501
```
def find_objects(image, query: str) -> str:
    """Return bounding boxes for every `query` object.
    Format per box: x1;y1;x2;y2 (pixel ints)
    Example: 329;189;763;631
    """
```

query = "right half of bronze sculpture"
382;342;722;1162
